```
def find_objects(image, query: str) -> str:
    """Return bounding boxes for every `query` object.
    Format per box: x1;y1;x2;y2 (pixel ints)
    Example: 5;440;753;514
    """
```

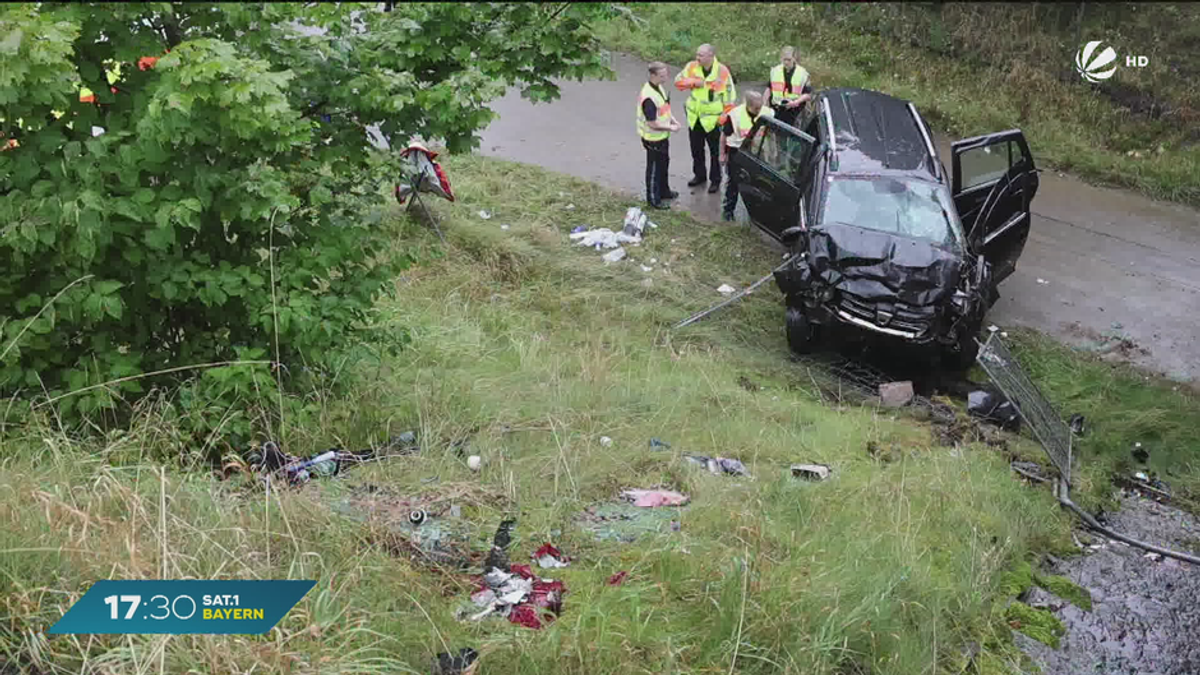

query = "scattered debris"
622;207;648;237
571;225;587;234
1144;552;1163;562
791;464;831;481
640;264;653;272
478;210;491;220
879;380;915;408
577;503;680;543
1068;413;1086;436
483;519;516;573
716;284;736;295
621;488;689;507
409;509;429;526
467;563;566;630
500;224;510;231
565;203;576;210
602;247;627;263
684;454;749;477
649;438;671;450
1036;278;1048;285
967;387;1022;432
532;543;570;569
432;647;478;675
600;436;613;447
1131;442;1149;464
607;571;629;586
467;455;483;472
650;258;658;264
737;375;760;392
569;228;640;250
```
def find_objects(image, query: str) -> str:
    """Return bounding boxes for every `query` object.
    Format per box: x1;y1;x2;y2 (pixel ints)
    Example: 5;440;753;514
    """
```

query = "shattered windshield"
821;177;965;250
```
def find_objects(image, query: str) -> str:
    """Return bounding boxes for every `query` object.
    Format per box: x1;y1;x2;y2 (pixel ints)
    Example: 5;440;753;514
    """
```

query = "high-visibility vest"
769;64;809;103
675;58;736;133
637;82;672;142
720;103;774;149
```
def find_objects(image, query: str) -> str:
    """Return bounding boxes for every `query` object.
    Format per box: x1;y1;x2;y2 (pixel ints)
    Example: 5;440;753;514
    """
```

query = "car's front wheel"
786;306;819;355
942;324;981;371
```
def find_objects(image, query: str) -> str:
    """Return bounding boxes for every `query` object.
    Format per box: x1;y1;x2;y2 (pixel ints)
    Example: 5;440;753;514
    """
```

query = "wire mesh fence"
976;331;1073;484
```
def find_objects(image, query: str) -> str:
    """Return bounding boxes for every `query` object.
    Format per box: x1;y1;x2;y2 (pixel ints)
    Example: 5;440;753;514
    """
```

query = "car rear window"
822;177;964;250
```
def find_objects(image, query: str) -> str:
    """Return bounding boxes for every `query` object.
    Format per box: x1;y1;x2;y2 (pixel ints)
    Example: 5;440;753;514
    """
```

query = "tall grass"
2;155;1192;673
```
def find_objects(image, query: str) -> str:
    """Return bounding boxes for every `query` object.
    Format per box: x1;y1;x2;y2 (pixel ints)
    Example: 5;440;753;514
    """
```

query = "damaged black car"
730;87;1039;368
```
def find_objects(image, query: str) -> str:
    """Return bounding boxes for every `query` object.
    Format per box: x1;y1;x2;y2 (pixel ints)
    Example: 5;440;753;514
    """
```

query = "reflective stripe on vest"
722;104;773;149
677;58;735;132
769;64;809;102
637;82;672;142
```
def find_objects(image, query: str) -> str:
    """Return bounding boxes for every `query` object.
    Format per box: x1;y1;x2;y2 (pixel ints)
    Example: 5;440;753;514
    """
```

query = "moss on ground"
1005;602;1067;649
1036;573;1094;612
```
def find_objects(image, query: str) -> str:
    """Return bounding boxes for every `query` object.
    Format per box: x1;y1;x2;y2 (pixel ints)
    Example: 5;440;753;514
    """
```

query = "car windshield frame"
819;175;966;251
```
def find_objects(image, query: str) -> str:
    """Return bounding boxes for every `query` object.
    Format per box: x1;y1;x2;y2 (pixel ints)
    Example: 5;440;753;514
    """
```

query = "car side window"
748;123;811;186
959;140;1015;191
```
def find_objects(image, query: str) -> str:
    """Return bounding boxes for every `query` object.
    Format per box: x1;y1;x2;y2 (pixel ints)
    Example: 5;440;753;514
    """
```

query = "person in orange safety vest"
674;43;736;194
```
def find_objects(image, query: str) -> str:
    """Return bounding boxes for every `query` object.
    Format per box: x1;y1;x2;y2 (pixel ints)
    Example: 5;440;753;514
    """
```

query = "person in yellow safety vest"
718;92;774;221
675;43;736;194
637;61;682;210
762;46;813;129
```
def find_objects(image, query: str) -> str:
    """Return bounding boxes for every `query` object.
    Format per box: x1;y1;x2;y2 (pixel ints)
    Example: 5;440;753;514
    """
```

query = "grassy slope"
2;155;1197;674
594;3;1200;209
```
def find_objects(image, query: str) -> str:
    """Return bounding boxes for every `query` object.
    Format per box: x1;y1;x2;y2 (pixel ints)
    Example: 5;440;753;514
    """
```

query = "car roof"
820;87;940;182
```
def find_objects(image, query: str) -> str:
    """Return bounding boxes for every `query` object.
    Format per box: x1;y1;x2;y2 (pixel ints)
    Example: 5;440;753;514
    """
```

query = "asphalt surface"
1015;494;1200;675
479;53;1200;384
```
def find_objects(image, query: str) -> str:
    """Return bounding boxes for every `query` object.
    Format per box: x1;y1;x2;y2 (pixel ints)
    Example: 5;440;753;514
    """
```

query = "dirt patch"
1016;494;1200;674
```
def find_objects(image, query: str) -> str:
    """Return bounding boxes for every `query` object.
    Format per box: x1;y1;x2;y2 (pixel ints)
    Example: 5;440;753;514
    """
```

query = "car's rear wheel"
786;306;818;355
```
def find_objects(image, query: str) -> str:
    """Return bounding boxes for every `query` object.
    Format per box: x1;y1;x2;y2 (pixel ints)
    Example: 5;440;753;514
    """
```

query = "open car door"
951;130;1039;284
730;116;816;242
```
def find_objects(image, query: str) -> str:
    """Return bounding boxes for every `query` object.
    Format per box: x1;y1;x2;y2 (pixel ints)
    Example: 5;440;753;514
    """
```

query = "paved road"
480;53;1200;384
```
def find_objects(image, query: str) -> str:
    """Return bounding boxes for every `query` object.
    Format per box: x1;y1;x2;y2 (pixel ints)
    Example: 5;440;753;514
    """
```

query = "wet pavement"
1015;494;1200;675
479;53;1200;385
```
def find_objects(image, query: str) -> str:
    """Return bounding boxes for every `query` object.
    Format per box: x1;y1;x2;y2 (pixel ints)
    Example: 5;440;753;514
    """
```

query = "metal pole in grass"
672;255;800;330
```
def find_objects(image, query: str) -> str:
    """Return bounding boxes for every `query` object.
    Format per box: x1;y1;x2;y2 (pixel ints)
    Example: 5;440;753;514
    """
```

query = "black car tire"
943;326;981;371
786;306;818;355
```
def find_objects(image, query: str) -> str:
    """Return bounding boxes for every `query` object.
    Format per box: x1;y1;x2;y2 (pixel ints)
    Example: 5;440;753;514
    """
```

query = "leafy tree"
0;2;615;427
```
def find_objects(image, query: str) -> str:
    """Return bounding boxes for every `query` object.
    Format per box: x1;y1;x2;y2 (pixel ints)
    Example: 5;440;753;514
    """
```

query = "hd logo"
1075;41;1149;83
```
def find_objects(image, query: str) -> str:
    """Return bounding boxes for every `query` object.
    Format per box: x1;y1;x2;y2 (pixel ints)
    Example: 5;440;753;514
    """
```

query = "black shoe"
707;182;720;194
722;211;735;222
648;200;670;210
687;177;706;187
662;190;680;200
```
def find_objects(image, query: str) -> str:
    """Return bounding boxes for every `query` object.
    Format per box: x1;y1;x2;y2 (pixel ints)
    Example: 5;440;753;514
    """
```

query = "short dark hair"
648;61;668;77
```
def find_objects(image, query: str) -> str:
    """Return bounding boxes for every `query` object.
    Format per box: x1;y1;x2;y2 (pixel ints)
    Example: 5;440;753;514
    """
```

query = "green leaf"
93;280;124;296
134;188;155;204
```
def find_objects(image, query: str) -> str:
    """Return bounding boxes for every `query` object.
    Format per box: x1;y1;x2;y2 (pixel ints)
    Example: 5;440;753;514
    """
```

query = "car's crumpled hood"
807;223;962;306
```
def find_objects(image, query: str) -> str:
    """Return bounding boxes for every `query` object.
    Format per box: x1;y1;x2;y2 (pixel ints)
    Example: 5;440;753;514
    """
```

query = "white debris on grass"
478;210;492;220
602;247;627;263
537;555;569;569
500;224;510;231
1037;278;1048;285
641;265;653;272
622;207;648;237
600;436;613;447
565;203;576;210
717;284;736;295
570;228;641;249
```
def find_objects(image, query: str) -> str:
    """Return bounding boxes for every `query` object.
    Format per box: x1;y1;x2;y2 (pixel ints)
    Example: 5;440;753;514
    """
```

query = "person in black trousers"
638;62;681;209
